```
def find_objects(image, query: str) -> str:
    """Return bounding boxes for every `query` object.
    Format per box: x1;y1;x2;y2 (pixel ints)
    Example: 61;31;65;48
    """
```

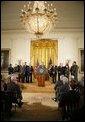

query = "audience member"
52;75;69;102
69;75;78;90
6;75;23;107
52;75;64;101
78;76;84;103
57;76;69;101
78;76;84;88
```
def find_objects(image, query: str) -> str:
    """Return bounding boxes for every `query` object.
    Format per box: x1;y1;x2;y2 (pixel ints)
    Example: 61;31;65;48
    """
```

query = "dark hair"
73;61;76;64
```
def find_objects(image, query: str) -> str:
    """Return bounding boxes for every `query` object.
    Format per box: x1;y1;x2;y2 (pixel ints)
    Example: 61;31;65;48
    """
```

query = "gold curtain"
30;39;58;68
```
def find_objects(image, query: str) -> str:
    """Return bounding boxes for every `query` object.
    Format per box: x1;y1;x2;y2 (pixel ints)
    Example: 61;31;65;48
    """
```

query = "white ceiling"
1;1;84;31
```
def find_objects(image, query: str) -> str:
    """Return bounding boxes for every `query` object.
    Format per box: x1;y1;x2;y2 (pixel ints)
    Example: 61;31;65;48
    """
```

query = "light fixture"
20;1;58;37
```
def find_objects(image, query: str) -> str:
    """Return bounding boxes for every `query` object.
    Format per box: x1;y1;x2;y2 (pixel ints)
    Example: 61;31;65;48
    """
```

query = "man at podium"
37;62;47;86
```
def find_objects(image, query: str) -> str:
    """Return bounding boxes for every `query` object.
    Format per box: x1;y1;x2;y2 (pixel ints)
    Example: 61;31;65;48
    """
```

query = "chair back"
59;90;80;120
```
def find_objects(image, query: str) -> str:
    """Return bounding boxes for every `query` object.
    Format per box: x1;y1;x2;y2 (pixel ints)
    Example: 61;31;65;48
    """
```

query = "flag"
49;58;52;65
48;58;52;68
37;59;39;66
34;59;39;78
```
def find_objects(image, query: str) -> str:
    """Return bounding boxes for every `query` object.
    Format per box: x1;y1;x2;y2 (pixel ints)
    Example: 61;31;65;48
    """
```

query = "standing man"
49;64;57;83
70;61;79;82
37;62;47;86
37;62;47;75
13;64;18;73
21;62;26;83
8;64;14;75
29;63;33;83
64;62;69;80
25;62;30;83
58;63;64;81
17;62;22;82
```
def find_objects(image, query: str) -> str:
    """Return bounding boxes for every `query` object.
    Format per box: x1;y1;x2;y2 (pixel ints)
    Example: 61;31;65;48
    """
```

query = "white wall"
1;31;31;66
1;30;84;79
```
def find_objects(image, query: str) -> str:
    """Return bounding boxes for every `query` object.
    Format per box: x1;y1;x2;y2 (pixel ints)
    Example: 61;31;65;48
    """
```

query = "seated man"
52;75;64;101
6;75;23;107
69;75;78;90
53;75;69;102
77;76;84;98
78;76;84;88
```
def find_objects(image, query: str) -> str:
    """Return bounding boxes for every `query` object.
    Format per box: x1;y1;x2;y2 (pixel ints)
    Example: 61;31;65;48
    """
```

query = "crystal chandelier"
20;1;58;37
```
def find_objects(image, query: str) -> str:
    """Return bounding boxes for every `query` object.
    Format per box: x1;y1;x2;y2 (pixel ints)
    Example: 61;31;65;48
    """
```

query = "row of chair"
1;90;18;120
58;90;80;120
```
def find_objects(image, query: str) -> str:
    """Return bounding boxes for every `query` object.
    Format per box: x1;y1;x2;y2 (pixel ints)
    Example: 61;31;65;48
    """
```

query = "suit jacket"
7;82;22;99
25;65;30;75
37;65;47;75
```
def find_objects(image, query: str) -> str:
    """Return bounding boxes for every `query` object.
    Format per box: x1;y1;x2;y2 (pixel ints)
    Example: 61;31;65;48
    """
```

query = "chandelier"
20;1;58;37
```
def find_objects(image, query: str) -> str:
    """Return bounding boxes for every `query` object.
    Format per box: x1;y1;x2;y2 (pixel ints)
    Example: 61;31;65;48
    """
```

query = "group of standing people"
8;62;33;83
8;61;79;84
48;61;79;83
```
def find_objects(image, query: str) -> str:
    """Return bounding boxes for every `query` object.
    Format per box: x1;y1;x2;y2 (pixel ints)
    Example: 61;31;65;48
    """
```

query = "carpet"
2;80;62;121
19;80;55;93
9;93;61;121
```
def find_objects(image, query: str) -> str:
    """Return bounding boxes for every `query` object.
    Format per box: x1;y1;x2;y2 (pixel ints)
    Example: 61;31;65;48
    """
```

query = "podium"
37;65;47;87
37;74;45;86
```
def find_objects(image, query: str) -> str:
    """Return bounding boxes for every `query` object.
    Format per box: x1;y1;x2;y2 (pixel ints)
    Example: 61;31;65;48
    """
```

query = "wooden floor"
19;79;55;93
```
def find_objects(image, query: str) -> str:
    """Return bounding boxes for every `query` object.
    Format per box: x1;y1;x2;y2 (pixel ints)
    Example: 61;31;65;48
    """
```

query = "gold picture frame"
1;49;11;72
79;48;84;73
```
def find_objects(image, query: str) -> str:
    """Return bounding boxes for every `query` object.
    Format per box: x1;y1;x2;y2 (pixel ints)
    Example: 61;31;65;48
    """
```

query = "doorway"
30;39;58;68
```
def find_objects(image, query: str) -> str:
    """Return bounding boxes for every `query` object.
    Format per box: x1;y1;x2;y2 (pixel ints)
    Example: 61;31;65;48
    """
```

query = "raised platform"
19;80;55;93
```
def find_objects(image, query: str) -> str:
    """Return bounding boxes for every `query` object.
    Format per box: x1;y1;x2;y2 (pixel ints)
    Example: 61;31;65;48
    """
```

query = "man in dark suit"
49;64;57;83
29;63;33;83
64;63;69;79
7;75;23;107
8;64;13;75
13;64;18;73
17;63;22;82
70;61;79;82
37;62;47;75
25;62;30;83
58;63;64;81
21;62;26;83
37;62;47;86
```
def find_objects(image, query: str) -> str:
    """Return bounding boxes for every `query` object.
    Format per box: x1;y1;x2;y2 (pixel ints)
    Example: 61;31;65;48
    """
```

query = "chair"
10;91;18;111
59;90;80;120
1;91;13;120
1;91;18;113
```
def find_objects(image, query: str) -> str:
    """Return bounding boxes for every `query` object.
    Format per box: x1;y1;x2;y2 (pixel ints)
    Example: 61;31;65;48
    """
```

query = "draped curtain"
30;39;58;68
